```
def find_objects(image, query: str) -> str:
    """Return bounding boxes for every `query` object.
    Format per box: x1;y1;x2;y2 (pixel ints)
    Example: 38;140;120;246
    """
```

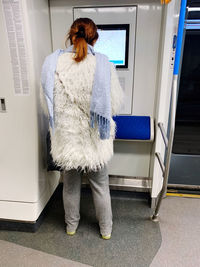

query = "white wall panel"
150;0;181;198
0;0;38;202
132;4;162;116
0;0;59;221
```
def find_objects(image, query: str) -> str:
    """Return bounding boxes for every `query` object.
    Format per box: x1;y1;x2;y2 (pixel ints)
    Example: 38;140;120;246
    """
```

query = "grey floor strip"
0;187;161;267
0;239;90;267
150;196;200;267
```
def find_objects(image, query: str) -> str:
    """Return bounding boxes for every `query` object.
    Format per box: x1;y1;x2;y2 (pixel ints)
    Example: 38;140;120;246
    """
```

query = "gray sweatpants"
62;165;113;236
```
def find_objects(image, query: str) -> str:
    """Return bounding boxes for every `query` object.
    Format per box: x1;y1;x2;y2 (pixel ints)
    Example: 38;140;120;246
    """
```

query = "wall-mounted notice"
2;0;29;95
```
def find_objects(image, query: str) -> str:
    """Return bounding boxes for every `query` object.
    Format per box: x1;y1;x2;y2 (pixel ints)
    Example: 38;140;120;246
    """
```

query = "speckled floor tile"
0;186;161;267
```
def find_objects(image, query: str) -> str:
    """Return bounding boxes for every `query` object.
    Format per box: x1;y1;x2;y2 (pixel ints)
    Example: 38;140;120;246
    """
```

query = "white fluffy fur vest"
49;53;124;172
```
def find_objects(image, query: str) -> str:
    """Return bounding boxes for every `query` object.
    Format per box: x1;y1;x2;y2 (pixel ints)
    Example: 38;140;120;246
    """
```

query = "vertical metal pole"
152;77;178;221
151;0;187;221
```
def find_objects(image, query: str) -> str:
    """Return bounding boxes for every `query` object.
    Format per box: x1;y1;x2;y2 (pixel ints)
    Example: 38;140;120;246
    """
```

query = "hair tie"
76;27;85;38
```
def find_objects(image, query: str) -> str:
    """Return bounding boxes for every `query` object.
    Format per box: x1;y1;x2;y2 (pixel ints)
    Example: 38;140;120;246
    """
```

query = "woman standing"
41;18;124;240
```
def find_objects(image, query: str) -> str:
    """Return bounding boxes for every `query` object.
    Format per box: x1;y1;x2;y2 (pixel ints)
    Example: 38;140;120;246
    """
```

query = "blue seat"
112;115;154;141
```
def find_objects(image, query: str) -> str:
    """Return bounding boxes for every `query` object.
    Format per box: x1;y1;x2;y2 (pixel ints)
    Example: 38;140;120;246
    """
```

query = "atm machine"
0;0;181;230
50;2;166;186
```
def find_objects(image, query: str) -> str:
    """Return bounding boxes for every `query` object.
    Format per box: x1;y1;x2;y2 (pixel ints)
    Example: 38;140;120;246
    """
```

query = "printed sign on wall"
2;0;29;95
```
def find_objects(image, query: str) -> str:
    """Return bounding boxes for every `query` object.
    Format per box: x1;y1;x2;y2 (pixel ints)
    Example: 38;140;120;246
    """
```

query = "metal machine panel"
74;6;137;115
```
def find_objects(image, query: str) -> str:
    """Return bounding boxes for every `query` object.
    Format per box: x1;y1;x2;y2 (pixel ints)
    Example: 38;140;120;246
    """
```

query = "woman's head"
66;18;99;62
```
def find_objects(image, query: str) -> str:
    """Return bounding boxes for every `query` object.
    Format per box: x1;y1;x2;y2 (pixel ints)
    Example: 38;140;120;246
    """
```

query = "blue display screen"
94;25;129;68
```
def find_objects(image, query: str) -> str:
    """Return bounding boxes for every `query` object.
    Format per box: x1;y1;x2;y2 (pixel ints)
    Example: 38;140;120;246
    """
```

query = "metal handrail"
155;152;165;175
151;76;178;221
158;122;168;148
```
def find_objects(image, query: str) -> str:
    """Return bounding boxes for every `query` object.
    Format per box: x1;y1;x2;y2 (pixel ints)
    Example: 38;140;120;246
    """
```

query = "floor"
0;185;161;267
0;239;90;267
1;186;200;267
151;196;200;267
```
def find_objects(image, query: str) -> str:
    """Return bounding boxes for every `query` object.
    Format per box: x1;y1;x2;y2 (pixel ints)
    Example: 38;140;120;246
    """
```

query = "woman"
41;18;124;240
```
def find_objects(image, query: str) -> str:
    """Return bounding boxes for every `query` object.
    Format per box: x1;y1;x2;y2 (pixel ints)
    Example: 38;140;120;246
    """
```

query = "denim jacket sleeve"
110;63;125;116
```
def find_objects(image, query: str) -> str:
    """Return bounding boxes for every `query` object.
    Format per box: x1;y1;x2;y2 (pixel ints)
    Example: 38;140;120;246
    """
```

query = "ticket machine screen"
94;24;129;68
